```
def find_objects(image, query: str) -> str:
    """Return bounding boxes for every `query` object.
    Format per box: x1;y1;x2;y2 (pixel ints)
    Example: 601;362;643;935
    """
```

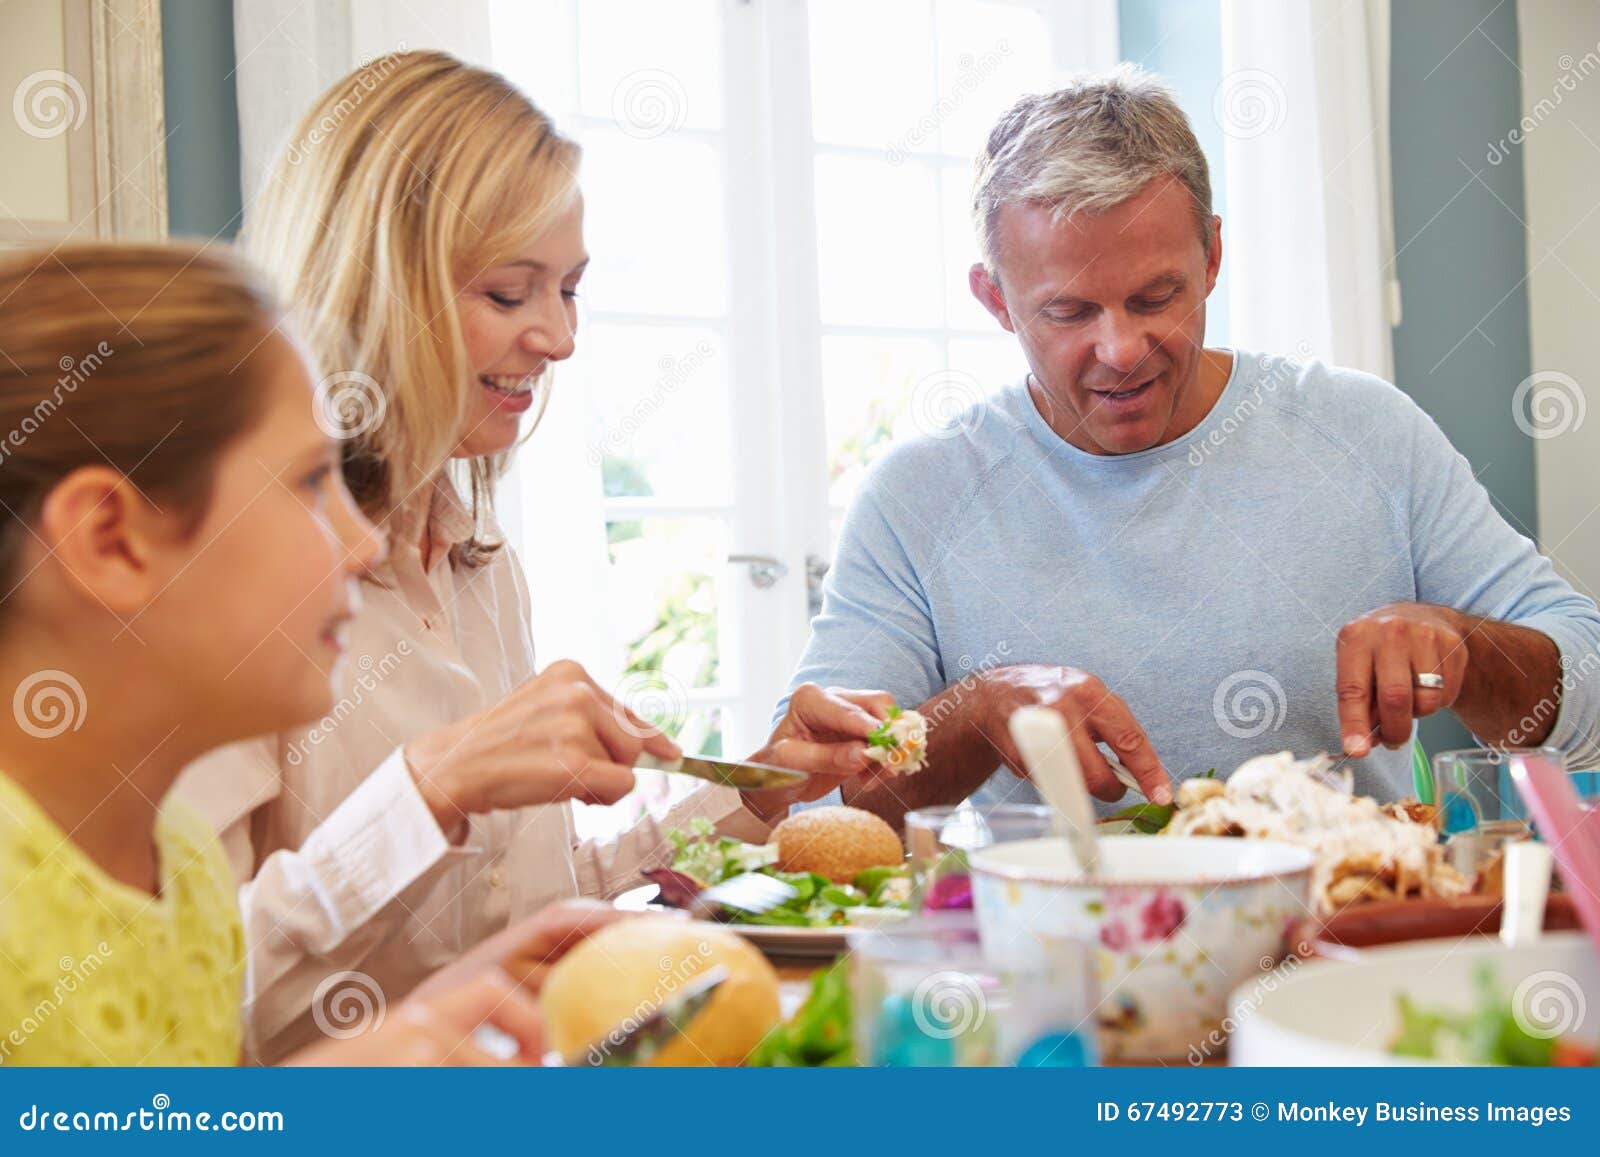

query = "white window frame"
509;0;1118;756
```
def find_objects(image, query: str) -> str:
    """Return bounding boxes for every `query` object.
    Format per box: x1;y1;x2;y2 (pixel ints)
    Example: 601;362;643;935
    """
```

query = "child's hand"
287;970;545;1066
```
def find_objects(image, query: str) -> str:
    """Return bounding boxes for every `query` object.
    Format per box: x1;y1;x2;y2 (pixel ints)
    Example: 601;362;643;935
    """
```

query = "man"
780;67;1600;824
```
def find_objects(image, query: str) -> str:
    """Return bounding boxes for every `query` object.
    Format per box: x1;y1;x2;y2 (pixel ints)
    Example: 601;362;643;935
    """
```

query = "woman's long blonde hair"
242;49;581;564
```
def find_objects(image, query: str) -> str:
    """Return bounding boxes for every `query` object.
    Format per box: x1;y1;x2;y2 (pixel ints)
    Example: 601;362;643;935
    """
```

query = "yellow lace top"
0;772;244;1065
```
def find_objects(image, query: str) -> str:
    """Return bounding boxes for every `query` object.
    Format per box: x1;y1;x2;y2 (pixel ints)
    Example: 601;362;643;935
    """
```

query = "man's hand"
743;684;899;824
975;665;1172;804
1335;602;1470;754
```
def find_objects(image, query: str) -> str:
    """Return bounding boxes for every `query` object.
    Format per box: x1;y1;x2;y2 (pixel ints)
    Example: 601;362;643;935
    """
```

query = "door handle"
728;553;788;588
805;554;829;618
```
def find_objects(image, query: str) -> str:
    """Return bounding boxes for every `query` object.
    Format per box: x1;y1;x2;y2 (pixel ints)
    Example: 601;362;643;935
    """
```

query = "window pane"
808;0;936;155
931;1;1053;159
941;162;993;332
821;334;944;507
489;0;577;117
573;323;731;503
814;154;944;329
948;334;1027;392
607;517;724;693
576;0;722;133
581;130;727;317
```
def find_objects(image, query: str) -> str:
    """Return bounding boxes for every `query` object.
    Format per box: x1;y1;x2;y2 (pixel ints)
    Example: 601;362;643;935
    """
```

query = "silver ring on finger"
1414;672;1445;690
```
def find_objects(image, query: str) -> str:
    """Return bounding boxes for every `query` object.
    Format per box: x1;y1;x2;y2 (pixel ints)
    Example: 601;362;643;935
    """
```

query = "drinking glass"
847;913;1098;1067
904;803;1053;911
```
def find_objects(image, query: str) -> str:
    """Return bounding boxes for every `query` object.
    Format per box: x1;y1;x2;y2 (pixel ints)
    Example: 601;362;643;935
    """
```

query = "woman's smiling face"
452;196;587;459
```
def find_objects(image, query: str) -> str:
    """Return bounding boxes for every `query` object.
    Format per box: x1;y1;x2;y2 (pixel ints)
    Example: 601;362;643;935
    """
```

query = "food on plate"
657;816;911;926
1157;751;1469;912
540;919;780;1066
773;805;906;884
865;705;929;774
748;959;853;1067
1104;768;1216;833
1390;966;1598;1066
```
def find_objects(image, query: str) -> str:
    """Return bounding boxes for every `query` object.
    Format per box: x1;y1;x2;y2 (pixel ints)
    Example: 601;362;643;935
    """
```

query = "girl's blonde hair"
0;243;284;593
242;49;581;565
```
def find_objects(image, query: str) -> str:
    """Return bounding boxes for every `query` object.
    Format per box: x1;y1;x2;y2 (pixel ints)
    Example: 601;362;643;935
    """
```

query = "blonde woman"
176;51;893;1063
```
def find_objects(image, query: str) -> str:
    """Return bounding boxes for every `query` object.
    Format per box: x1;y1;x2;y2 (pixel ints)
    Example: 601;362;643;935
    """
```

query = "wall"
0;0;72;227
160;0;243;239
1390;0;1539;757
1517;0;1600;605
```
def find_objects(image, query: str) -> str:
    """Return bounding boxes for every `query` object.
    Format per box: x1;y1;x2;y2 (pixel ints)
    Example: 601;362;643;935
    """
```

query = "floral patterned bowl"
970;835;1314;1063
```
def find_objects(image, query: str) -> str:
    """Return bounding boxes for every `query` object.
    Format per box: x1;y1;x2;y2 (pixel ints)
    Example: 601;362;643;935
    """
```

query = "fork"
692;872;798;919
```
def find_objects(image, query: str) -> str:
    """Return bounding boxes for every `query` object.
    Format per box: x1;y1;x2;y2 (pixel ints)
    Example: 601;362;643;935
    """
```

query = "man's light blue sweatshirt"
781;350;1600;808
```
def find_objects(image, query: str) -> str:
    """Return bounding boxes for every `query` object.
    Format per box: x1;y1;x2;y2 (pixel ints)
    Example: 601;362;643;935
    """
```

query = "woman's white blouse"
174;479;750;1062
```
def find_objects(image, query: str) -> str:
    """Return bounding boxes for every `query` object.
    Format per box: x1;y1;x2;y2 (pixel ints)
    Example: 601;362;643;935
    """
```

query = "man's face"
971;178;1222;455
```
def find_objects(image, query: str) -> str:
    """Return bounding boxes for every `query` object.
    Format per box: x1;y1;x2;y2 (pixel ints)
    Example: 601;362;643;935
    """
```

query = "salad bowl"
970;835;1314;1062
1228;931;1599;1065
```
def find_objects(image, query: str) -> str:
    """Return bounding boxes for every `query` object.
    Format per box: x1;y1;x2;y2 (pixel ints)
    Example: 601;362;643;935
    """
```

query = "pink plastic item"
1509;753;1600;958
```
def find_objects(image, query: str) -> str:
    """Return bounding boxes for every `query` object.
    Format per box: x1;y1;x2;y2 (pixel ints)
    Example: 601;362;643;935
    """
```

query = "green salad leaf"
1390;966;1596;1066
665;827;910;927
866;705;904;750
1102;801;1175;834
748;959;853;1067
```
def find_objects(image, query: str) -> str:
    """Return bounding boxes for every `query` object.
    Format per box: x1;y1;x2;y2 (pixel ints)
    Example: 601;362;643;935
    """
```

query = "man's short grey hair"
972;64;1213;270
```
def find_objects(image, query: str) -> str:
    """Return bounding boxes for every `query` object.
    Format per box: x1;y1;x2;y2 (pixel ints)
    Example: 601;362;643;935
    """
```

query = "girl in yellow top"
0;242;571;1066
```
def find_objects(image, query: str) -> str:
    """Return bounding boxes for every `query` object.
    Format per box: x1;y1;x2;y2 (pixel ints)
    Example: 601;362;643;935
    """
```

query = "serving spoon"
1009;706;1100;878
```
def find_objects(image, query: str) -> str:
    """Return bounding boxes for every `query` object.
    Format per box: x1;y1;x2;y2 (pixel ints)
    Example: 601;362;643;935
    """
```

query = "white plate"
727;924;852;958
728;909;909;958
613;884;909;958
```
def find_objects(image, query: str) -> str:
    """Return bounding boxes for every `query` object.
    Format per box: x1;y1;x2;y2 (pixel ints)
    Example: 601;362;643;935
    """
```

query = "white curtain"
1218;0;1399;380
231;0;494;204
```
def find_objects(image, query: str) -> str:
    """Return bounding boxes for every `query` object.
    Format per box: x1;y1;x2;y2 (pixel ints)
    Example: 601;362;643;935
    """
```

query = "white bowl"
1229;931;1600;1065
970;835;1315;1062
